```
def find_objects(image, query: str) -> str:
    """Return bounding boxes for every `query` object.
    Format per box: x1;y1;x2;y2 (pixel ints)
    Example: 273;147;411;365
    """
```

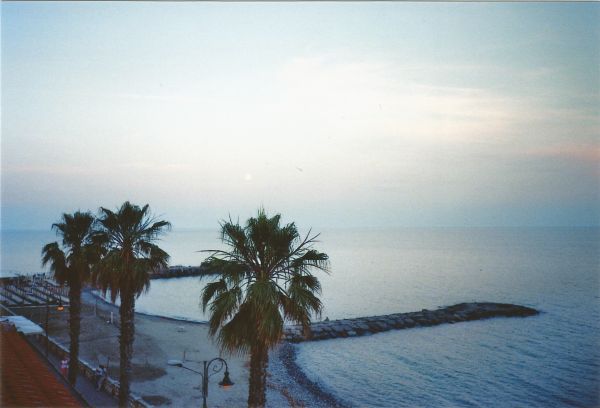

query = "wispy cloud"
524;144;600;163
274;56;537;145
3;162;194;176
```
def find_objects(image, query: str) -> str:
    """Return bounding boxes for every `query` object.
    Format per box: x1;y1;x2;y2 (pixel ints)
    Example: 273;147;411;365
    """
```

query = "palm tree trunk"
67;278;81;385
248;343;268;408
118;291;135;408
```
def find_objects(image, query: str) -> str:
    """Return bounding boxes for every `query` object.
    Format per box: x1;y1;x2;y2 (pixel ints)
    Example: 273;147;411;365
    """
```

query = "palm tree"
41;211;98;386
201;209;330;408
93;202;170;407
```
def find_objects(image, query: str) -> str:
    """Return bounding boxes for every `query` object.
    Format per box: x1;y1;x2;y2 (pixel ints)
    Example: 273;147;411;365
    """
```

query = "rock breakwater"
284;302;539;342
150;264;213;279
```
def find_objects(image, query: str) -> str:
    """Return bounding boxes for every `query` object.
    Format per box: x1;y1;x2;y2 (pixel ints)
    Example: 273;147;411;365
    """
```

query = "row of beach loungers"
0;274;69;308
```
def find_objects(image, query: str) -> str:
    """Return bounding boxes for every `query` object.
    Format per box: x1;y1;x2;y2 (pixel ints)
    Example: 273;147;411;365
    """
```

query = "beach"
13;288;333;408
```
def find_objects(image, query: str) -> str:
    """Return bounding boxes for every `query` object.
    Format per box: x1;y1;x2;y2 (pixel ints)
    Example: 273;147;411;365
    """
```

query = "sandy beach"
13;288;337;408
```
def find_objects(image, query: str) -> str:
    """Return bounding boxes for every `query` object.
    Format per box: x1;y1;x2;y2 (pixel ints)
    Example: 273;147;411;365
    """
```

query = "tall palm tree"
201;209;330;408
41;211;98;386
93;202;170;407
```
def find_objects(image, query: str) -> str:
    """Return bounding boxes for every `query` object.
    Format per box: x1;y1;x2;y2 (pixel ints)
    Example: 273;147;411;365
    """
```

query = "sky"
1;2;599;230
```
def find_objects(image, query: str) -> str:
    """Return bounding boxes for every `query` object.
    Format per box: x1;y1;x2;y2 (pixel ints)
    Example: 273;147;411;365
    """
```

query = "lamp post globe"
218;370;234;388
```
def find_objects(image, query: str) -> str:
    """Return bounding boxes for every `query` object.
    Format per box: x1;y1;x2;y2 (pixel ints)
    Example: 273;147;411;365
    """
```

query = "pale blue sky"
2;2;599;229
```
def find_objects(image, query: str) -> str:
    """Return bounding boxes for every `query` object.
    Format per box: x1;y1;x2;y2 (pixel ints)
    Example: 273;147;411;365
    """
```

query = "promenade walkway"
27;336;117;408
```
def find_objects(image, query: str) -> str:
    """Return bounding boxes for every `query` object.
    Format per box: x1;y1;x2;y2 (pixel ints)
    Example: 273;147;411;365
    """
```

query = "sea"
2;227;599;407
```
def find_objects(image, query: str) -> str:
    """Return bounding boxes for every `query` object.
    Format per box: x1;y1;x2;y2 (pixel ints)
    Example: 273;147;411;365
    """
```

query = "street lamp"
168;357;234;408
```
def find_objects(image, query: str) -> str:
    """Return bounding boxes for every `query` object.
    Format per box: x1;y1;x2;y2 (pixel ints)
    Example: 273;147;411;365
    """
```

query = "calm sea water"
2;227;599;406
296;228;600;407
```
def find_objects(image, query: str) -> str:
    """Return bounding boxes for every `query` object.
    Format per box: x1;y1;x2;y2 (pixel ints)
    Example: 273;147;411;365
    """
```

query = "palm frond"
93;202;170;300
208;286;242;336
42;211;97;285
287;275;324;319
41;242;68;283
217;303;254;355
202;208;329;355
201;279;227;311
290;249;330;274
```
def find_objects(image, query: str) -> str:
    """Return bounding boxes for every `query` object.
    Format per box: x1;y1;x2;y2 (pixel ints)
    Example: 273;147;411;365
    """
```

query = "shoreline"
89;288;210;324
86;288;340;407
9;283;541;407
86;290;541;407
277;342;348;408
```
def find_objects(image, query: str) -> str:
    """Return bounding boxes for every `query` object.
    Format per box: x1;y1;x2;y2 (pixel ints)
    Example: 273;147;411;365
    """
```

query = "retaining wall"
38;335;150;408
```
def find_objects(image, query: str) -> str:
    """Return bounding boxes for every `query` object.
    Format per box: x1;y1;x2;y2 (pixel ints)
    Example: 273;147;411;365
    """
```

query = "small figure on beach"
60;357;69;377
95;364;107;391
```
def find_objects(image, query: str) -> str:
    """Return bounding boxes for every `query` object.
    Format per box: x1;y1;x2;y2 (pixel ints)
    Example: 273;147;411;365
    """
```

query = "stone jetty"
150;264;213;279
283;302;539;343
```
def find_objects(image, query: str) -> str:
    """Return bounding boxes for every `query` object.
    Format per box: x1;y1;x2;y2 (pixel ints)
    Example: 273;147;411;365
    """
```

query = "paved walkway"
28;336;118;408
